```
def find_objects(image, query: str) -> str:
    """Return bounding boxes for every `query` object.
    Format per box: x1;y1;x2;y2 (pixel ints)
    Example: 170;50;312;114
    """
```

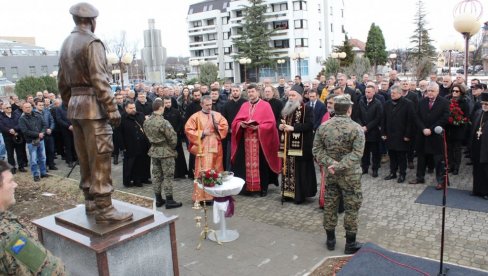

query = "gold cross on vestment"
477;127;483;140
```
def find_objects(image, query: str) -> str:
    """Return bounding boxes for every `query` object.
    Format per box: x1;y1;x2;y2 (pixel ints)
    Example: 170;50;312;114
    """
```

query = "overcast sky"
0;0;485;57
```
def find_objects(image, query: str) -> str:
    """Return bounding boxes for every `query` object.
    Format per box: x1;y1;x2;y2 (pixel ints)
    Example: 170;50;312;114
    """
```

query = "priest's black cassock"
221;97;247;170
470;108;488;198
164;106;188;178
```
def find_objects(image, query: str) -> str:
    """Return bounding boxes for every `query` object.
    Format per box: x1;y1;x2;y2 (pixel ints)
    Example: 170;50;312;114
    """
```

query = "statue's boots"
83;189;97;215
95;195;133;224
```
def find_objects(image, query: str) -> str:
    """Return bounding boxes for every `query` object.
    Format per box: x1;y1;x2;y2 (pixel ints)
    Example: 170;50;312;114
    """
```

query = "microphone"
434;126;444;135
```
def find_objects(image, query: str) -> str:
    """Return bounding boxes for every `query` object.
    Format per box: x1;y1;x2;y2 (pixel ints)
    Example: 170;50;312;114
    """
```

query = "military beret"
69;2;99;18
334;94;353;105
290;85;304;95
480;92;488;102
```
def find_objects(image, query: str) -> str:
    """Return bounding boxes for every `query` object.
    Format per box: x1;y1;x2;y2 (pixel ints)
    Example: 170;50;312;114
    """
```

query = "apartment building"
187;0;345;82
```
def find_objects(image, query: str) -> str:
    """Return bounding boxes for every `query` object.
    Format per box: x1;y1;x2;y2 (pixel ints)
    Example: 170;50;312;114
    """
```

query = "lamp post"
290;52;308;77
331;52;347;71
276;59;286;82
453;0;483;83
107;52;133;89
239;57;252;83
440;41;464;75
388;53;397;71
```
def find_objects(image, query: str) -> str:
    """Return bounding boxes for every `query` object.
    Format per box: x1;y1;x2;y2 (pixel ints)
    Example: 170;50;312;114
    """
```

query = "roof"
0;39;47;56
188;0;230;15
348;38;365;52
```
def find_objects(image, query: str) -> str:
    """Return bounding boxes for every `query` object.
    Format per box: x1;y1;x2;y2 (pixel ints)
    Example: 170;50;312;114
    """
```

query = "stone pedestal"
32;200;179;276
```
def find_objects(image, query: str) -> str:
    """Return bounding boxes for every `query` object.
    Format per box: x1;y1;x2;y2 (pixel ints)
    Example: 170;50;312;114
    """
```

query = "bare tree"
103;31;139;59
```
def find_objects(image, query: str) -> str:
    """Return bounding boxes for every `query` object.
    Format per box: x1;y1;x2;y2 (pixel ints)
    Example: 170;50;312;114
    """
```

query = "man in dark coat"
337;74;360;122
162;97;188;179
262;85;284;128
409;83;450;189
221;85;246;170
120;102;151;187
112;93;125;165
358;85;383;178
55;104;76;168
0;103;27;173
184;90;202;179
401;80;420;169
470;92;488;199
382;85;415;183
210;88;225;113
135;92;153;116
307;91;327;131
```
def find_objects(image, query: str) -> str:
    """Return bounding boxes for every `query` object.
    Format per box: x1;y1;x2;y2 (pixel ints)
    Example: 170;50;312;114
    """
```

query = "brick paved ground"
49;150;488;275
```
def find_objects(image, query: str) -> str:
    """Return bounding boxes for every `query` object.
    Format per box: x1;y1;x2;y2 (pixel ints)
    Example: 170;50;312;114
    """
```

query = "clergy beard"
281;99;300;117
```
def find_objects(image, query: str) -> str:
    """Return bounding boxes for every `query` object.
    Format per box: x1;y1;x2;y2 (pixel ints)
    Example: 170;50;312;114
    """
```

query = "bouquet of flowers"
200;169;222;187
448;99;469;126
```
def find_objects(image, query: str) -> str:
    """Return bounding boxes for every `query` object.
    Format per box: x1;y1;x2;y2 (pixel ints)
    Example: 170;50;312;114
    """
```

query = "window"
235;10;242;17
298;59;309;76
207;19;215;26
208;33;217;41
274;39;289;48
236;27;244;35
195;50;204;57
330;6;333;15
294;19;308;29
11;67;18;78
209;48;218;56
342;25;345;33
341;9;344;18
225;62;233;70
223;31;230;40
319;39;322;48
41;65;48;75
293;1;307;11
273;20;288;30
295;38;308;47
318;21;322;31
222;16;230;25
224;46;232;54
203;5;208;12
318;4;321;13
29;66;36;76
223;2;228;9
192;21;202;28
194;35;203;42
330;23;333;32
0;67;5;76
272;3;288;12
189;8;194;14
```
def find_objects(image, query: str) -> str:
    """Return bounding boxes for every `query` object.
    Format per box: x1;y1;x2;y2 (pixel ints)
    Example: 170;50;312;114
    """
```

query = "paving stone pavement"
47;151;488;274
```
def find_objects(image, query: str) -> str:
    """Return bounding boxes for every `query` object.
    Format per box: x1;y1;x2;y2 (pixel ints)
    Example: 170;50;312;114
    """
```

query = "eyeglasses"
482;103;488;106
452;89;460;92
4;107;11;109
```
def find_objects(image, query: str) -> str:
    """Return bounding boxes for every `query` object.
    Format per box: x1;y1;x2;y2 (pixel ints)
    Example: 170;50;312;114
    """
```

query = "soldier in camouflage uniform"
143;99;182;209
0;160;67;275
312;94;365;255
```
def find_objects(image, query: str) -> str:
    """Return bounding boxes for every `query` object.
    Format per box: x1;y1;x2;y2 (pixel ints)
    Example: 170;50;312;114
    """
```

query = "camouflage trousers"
152;157;175;196
323;172;362;233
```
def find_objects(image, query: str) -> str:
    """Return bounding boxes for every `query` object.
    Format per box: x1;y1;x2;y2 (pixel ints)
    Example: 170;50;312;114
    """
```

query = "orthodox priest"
185;96;228;202
279;85;317;204
231;84;281;196
471;92;488;200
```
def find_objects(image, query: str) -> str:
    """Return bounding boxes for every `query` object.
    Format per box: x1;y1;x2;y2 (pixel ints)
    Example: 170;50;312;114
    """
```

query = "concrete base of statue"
32;200;179;276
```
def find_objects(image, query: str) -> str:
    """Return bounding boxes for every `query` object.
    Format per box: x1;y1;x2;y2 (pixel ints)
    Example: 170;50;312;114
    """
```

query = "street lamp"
388;53;397;71
239;57;252;82
290;52;308;76
330;52;346;72
107;52;133;90
276;59;286;81
440;40;464;75
453;0;483;83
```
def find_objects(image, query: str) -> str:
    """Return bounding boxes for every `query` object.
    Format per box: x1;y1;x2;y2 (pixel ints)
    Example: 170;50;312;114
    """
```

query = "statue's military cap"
69;2;99;18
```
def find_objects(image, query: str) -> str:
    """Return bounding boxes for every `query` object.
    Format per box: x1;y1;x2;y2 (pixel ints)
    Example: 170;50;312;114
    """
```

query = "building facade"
187;0;345;82
0;39;59;82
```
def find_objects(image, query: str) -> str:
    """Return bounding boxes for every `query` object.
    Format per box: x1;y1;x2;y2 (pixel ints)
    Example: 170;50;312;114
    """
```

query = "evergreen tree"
233;0;275;81
14;76;46;99
40;75;58;93
334;35;354;67
365;23;387;74
199;62;219;86
409;0;436;62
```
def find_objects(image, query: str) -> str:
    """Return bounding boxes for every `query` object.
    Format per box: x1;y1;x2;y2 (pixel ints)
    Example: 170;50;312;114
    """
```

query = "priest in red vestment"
231;84;281;196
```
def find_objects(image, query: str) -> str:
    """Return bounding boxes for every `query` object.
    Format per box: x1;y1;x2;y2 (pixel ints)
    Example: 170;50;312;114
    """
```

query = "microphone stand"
438;129;449;276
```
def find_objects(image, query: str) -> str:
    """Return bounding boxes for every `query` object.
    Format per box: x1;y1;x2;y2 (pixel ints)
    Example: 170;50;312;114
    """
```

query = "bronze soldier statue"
58;2;132;224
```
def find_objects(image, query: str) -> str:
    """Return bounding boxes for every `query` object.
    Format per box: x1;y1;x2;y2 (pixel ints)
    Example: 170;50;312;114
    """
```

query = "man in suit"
358;85;383;177
409;83;450;189
307;91;326;131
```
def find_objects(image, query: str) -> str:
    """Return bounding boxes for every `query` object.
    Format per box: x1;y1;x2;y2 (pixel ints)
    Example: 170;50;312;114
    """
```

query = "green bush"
14;76;46;99
39;76;59;93
199;63;218;86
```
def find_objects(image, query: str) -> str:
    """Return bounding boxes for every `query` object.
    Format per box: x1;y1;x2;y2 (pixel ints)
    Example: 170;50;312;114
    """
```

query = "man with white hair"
439;75;453;98
278;85;317;204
